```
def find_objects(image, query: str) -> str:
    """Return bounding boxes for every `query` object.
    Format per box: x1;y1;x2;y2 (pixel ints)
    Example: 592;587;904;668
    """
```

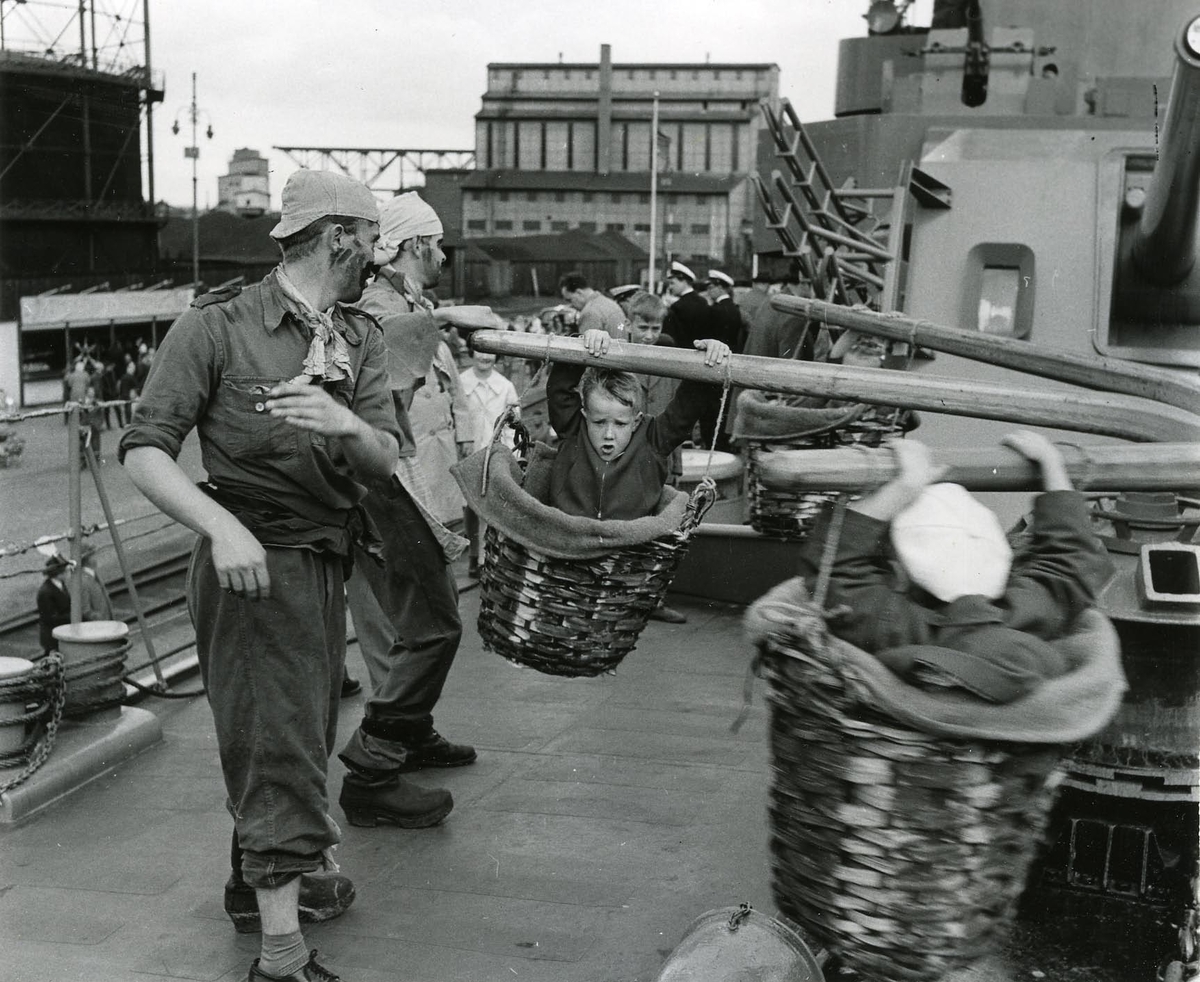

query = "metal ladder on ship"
753;98;950;314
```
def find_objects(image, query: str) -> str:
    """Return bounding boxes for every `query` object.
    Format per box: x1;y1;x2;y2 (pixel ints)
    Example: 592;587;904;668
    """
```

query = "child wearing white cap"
784;432;1114;703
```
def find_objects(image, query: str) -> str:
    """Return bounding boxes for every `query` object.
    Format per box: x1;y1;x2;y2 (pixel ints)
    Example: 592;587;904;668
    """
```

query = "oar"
772;294;1200;415
470;332;1200;443
754;443;1200;493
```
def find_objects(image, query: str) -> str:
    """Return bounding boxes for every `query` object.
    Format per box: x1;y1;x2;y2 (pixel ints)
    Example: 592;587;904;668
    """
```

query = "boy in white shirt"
460;350;520;575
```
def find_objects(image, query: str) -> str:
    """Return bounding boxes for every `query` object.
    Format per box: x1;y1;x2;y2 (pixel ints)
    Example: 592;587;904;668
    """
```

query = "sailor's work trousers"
340;477;462;774
189;538;345;889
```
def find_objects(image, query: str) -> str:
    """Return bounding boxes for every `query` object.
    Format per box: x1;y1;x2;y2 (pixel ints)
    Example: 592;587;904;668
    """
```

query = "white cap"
667;261;696;282
707;269;734;288
890;483;1013;602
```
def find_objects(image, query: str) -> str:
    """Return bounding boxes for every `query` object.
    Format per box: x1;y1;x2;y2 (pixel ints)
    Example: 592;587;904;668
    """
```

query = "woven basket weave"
747;405;909;540
764;633;1064;981
477;482;712;677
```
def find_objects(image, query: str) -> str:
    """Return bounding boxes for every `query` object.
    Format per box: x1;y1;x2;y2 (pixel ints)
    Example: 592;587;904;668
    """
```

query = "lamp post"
172;72;213;289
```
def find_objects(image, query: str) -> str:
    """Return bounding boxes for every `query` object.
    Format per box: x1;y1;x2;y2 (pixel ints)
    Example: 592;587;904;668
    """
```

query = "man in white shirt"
460;350;520;575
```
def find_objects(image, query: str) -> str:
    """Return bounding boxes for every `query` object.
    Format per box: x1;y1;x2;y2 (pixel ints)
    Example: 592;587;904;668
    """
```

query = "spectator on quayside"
116;361;138;427
120;169;401;982
337;191;505;831
560;270;628;339
459;348;520;577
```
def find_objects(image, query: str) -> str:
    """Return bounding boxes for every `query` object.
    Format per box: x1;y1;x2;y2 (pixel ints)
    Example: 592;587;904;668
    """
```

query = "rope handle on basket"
480;407;531;498
698;358;734;480
729;492;851;735
674;356;733;534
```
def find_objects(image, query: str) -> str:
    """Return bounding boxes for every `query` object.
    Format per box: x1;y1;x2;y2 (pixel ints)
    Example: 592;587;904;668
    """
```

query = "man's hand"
440;306;507;331
1001;430;1072;490
582;330;612;356
266;382;365;438
210;518;271;600
693;338;731;367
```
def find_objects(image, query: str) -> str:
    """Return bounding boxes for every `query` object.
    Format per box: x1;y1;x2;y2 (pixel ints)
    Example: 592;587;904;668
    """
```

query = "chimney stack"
597;43;613;175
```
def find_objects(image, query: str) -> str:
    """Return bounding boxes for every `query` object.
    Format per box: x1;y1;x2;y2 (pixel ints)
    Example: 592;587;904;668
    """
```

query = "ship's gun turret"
1130;16;1200;286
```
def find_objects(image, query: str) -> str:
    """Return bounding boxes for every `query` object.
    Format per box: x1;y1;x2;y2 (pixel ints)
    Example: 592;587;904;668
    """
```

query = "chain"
0;655;66;796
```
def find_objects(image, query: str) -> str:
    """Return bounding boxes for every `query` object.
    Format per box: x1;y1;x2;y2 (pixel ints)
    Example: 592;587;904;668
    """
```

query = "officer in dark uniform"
662;261;725;448
662;261;713;350
702;269;746;353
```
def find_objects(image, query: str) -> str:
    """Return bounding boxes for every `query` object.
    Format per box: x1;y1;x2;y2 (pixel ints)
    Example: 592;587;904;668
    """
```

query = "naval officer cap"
270;169;380;240
609;284;640;302
666;260;696;282
707;269;734;288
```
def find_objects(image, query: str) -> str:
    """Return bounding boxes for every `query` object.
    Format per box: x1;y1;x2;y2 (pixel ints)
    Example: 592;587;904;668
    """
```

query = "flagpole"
648;90;659;294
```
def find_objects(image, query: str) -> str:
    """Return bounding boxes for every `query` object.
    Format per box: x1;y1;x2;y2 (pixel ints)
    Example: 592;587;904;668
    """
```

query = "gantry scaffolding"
274;146;476;194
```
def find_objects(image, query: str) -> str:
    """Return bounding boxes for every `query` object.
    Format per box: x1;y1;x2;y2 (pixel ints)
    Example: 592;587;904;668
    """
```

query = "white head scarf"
374;192;444;265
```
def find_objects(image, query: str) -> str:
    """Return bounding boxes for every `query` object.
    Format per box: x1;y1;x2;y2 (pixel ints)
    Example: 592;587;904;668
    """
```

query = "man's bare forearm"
123;446;243;540
339;420;399;480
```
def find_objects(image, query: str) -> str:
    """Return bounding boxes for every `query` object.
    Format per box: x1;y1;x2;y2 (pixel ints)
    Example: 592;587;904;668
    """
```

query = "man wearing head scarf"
337;191;506;832
120;170;401;982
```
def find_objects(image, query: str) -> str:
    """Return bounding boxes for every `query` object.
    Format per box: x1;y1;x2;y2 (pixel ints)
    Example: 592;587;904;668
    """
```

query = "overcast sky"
10;0;933;207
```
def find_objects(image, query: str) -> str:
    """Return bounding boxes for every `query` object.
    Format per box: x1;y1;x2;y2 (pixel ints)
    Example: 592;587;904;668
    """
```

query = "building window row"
469;190;713;206
480;119;745;174
491;67;763;87
464;219;713;238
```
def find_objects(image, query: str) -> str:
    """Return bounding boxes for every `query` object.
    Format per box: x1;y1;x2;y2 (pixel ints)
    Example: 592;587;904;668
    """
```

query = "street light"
171;72;213;289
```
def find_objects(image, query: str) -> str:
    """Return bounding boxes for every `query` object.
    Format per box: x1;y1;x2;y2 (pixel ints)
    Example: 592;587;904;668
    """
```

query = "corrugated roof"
461;170;744;194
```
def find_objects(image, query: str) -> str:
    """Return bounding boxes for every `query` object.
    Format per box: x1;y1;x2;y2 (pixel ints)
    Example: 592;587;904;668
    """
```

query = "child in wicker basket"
545;329;729;521
750;432;1115;703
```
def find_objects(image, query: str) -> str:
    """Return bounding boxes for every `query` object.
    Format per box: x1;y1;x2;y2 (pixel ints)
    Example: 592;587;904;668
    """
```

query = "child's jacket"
796;490;1116;701
546;361;716;520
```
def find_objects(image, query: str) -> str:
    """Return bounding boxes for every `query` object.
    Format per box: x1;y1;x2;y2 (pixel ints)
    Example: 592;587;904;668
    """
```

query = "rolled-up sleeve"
117;310;220;463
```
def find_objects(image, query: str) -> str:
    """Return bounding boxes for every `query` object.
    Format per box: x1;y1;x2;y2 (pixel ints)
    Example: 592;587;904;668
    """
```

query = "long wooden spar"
469;331;1200;443
754;443;1200;493
772;294;1200;415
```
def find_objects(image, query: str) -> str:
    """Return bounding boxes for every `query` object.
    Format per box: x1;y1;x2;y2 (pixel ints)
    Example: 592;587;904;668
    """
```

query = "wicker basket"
764;631;1065;982
478;491;711;677
747;404;911;540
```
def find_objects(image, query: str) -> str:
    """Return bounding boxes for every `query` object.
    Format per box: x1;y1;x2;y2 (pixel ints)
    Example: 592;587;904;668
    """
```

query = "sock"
257;930;307;978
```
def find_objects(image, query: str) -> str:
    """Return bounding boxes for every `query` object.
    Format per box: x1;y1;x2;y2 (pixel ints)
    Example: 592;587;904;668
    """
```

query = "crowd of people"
94;167;1113;982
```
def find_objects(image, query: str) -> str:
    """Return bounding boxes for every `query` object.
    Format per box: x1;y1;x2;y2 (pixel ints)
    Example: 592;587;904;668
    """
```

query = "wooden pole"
68;405;83;624
772;294;1200;415
470;331;1200;443
83;443;165;687
754;443;1200;493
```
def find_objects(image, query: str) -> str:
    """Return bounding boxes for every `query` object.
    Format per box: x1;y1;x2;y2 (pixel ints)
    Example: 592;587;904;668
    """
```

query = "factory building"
460;46;779;275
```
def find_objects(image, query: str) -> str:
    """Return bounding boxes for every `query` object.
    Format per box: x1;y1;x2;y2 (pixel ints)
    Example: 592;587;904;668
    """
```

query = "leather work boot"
397;729;477;772
339;772;453;828
247;948;340;981
224;873;356;934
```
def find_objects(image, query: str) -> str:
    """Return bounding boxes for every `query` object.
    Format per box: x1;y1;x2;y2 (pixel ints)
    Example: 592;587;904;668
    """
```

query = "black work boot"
226;833;355;934
247;948;340;981
359;717;477;772
398;729;477;772
339;769;453;829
